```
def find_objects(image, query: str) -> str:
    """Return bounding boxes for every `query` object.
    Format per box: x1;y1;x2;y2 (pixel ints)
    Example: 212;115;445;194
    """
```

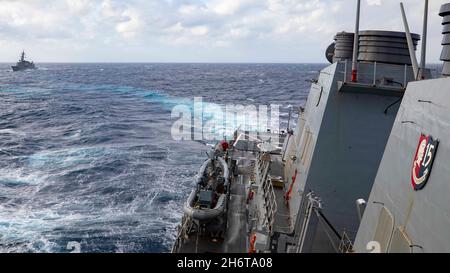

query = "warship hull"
354;77;450;253
172;0;450;254
11;64;36;72
11;51;36;72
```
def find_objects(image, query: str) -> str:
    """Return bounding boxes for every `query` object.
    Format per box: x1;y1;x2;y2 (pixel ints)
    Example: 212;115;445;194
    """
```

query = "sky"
0;0;448;63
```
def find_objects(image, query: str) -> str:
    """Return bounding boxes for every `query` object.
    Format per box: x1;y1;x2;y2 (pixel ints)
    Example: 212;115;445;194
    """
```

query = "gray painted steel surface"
441;3;450;75
357;31;420;65
334;32;355;62
354;77;450;253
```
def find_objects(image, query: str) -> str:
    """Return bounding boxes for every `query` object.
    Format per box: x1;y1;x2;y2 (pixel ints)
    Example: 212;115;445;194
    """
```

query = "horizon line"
0;61;329;64
1;61;444;65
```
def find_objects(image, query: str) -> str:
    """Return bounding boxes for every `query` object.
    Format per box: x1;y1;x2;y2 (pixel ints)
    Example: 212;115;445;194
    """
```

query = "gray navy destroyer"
172;0;450;253
11;51;36;72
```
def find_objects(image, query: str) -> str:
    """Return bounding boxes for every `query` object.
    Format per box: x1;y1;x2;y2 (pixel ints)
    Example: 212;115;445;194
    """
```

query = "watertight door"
373;207;395;253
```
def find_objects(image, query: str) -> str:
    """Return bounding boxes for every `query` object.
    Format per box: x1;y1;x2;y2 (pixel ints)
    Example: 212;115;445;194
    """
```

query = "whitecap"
0;129;25;136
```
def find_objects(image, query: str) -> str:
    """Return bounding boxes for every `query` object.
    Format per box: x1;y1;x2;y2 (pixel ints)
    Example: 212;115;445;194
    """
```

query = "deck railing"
338;60;410;87
338;231;354;253
263;174;278;235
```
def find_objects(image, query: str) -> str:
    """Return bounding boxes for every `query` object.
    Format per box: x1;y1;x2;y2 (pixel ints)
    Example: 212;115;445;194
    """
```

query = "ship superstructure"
172;0;447;253
11;51;36;72
353;2;450;253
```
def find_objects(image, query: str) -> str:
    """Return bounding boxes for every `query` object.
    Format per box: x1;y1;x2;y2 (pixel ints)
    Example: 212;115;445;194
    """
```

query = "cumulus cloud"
366;0;382;6
115;9;142;38
0;0;448;62
208;0;259;16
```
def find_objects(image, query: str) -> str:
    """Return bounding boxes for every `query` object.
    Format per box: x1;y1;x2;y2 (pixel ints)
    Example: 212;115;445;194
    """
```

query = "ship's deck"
272;187;292;234
175;130;290;253
177;172;248;253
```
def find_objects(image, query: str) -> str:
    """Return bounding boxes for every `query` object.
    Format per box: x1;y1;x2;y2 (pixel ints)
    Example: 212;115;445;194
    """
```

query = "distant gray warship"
173;0;449;253
12;51;36;72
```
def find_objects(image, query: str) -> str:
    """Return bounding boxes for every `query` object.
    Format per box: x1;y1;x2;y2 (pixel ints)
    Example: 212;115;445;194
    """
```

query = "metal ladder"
253;152;277;235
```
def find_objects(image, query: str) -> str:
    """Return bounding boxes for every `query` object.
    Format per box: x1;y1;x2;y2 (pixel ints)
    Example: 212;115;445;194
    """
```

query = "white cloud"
366;0;382;6
207;0;255;16
190;26;209;36
178;4;199;15
115;9;143;39
66;0;93;14
167;23;209;36
0;0;448;62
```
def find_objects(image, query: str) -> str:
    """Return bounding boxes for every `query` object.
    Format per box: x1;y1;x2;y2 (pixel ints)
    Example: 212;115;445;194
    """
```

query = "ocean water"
0;63;324;253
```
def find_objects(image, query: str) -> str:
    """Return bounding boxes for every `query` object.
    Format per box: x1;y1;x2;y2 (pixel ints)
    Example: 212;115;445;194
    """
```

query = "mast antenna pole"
400;2;420;81
420;0;429;79
351;0;361;82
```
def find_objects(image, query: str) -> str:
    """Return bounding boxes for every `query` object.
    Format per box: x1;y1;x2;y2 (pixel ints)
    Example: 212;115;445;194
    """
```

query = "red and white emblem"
411;134;439;191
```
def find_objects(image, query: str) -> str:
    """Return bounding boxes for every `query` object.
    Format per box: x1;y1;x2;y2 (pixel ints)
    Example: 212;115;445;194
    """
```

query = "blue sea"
0;63;324;253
